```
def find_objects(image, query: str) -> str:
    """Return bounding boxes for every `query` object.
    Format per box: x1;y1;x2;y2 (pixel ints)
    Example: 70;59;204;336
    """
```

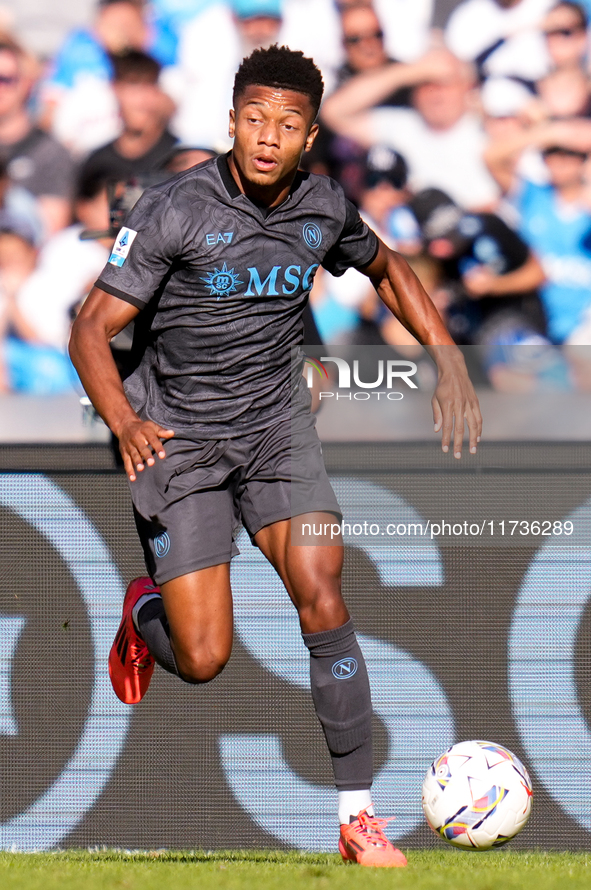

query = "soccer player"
69;45;482;867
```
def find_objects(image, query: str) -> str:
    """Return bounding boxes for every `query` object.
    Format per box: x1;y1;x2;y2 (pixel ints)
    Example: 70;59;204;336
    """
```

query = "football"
422;740;533;849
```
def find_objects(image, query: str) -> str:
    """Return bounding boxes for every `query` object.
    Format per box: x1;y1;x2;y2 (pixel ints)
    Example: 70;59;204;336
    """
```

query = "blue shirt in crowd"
514;179;591;344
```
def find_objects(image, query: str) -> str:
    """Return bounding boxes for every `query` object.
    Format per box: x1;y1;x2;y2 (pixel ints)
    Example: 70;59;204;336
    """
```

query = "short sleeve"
322;199;379;277
96;188;183;309
480;214;529;270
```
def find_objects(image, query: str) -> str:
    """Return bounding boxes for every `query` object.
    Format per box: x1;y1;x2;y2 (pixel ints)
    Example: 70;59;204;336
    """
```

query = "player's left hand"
431;353;482;458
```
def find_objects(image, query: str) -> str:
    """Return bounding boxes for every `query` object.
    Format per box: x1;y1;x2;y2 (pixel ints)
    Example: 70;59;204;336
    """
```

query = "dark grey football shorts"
129;409;341;585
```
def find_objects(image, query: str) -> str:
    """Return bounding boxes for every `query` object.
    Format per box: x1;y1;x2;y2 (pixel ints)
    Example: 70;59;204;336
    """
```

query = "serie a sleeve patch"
108;227;138;267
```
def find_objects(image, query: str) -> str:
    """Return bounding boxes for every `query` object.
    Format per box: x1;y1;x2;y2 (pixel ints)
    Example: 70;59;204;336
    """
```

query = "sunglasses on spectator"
543;25;586;38
344;30;384;45
542;145;588;159
0;75;18;85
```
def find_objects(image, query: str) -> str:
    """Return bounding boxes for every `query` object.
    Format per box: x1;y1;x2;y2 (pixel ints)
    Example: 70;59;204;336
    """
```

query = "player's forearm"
375;251;470;379
375;250;455;347
69;317;140;438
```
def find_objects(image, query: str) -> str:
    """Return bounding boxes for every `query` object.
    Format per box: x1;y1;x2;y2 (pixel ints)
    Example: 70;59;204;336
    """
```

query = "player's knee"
291;551;342;594
175;646;231;684
297;586;346;631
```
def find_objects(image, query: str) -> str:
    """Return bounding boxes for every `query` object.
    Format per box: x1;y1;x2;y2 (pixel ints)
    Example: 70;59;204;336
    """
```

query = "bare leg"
158;563;234;683
254;512;348;633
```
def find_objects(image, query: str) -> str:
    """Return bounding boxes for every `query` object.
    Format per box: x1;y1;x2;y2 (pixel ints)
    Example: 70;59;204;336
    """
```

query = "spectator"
0;156;43;247
0;41;75;238
480;75;537;137
487;114;591;341
280;0;344;89
329;0;434;66
480;77;548;195
321;48;500;209
445;0;554;83
43;0;155;158
162;144;217;174
0;224;36;391
48;0;148;88
148;1;220;68
173;0;283;150
332;0;433;64
0;223;76;394
512;144;591;342
15;171;111;355
536;65;591;117
542;1;589;71
335;3;391;86
79;50;177;183
310;145;421;344
372;0;433;64
306;1;410;203
408;187;546;345
484;110;591;187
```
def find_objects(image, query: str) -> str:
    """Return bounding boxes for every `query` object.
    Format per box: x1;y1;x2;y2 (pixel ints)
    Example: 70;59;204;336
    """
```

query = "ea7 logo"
206;232;234;245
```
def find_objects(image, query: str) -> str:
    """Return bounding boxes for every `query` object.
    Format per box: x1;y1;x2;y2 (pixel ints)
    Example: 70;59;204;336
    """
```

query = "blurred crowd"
1;0;591;396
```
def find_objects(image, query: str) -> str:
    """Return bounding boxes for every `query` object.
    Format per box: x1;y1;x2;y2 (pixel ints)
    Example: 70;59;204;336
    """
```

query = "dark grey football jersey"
97;154;379;437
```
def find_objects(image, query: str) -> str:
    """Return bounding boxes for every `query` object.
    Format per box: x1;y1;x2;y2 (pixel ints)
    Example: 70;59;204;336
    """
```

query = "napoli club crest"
303;222;323;249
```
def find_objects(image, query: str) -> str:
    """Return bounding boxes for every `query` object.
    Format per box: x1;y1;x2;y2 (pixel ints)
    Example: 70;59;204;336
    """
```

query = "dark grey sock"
136;596;181;678
302;618;373;790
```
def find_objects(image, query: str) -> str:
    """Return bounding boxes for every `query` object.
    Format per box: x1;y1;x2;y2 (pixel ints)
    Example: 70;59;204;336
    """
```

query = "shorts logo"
154;532;171;558
201;262;243;299
332;657;358;679
108;226;137;267
303;222;322;249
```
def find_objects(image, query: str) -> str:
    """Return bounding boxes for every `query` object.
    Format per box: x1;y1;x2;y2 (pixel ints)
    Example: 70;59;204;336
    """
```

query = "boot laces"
353;811;395;848
129;637;152;673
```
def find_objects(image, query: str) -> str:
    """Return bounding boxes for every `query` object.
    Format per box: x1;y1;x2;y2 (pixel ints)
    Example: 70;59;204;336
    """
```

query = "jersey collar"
218;152;242;199
217;151;305;218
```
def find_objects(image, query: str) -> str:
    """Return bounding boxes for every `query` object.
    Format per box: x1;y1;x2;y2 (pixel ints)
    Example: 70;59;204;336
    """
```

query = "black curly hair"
233;45;324;119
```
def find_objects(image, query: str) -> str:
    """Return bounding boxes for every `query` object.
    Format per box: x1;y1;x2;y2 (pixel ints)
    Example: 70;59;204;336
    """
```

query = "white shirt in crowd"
17;225;109;350
373;0;433;63
172;0;435;149
51;77;120;159
368;107;500;209
172;0;341;149
445;0;554;81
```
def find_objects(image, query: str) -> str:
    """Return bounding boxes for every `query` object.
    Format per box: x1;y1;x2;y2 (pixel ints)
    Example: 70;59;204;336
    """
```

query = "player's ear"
229;108;236;139
304;122;319;153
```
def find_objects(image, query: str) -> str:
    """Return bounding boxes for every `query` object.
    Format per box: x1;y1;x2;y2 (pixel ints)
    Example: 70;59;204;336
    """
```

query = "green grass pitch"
2;850;590;890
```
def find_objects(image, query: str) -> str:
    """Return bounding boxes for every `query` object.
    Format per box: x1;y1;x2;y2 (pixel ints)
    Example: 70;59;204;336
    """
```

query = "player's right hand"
117;419;175;482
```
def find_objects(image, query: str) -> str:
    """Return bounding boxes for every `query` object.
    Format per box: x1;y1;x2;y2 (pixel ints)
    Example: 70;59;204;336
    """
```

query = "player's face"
229;85;318;193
